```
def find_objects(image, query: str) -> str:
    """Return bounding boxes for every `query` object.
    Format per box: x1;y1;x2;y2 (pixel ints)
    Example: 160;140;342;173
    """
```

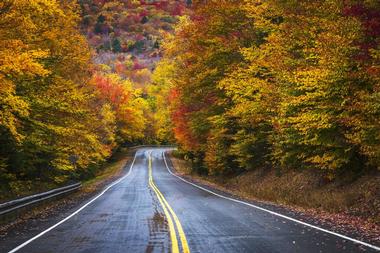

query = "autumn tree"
158;0;380;177
148;60;176;144
0;0;119;185
161;1;260;174
0;0;51;174
257;1;379;175
91;73;147;144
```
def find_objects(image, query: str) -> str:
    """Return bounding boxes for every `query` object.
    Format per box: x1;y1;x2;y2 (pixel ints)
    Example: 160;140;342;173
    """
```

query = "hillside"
79;0;189;86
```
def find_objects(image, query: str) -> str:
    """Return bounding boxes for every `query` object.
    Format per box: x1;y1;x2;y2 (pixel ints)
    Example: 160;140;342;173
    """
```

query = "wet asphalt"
1;148;379;253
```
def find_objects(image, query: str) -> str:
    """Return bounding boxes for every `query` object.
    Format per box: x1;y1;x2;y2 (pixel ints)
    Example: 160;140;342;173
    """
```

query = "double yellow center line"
148;152;190;253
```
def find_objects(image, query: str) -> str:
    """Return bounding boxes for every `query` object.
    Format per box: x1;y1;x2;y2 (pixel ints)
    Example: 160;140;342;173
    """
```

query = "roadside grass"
81;148;131;192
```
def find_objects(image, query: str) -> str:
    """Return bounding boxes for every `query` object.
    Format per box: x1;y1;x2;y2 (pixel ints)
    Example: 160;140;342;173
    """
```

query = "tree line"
0;0;147;187
157;0;380;178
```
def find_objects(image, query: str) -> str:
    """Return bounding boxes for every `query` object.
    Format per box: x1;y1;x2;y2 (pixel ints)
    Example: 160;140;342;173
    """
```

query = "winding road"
2;148;379;253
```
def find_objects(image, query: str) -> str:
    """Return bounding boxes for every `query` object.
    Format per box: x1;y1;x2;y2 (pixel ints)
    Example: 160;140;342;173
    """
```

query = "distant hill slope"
79;0;189;86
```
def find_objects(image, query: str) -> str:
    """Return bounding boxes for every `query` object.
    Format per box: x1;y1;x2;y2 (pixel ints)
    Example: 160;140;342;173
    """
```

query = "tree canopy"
157;0;380;177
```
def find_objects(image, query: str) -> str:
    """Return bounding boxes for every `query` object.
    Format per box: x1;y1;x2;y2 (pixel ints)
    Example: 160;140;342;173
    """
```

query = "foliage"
79;0;189;144
79;0;187;85
0;0;149;187
157;0;380;177
148;60;176;143
2;0;379;191
90;73;147;143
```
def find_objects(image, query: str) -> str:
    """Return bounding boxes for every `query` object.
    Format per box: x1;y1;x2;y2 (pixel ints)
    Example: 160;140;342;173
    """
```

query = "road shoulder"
166;152;380;248
0;149;135;252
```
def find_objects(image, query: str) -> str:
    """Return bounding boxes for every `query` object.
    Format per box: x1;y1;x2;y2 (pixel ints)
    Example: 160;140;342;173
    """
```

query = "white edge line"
8;151;138;253
162;151;380;251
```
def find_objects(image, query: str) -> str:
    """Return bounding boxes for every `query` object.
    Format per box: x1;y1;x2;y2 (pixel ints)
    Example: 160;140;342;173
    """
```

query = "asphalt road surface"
2;148;380;253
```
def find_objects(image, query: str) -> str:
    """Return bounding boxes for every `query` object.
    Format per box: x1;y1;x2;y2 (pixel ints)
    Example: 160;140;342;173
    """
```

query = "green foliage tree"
112;38;122;52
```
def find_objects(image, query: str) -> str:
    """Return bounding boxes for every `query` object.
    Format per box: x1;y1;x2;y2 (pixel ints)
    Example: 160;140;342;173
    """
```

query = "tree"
112;38;122;52
162;1;258;174
149;60;176;143
0;0;117;184
91;73;147;144
158;0;380;177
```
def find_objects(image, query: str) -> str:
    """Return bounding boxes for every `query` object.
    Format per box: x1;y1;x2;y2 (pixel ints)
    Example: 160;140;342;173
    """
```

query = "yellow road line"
148;152;190;253
150;182;190;253
148;153;179;253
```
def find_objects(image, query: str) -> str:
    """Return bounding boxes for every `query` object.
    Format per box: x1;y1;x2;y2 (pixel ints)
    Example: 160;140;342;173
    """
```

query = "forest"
0;0;187;195
0;0;379;208
159;0;380;179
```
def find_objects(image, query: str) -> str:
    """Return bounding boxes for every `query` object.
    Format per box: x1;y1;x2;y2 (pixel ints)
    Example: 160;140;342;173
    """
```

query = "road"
2;148;379;253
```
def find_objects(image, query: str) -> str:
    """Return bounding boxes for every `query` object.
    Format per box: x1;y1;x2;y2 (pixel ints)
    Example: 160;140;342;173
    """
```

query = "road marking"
148;152;179;253
8;152;139;253
163;151;380;252
149;152;190;253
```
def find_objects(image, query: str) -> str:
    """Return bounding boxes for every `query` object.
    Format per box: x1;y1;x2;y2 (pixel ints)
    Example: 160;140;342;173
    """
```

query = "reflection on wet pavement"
146;189;169;253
